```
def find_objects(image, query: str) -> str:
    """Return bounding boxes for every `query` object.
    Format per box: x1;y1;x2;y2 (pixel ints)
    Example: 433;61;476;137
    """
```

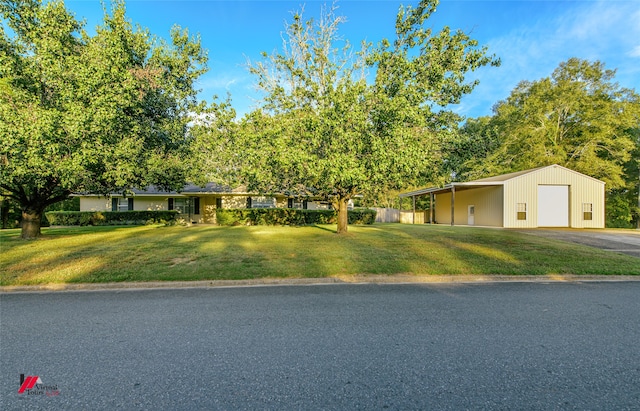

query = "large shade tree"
0;0;207;238
195;0;499;234
456;58;640;226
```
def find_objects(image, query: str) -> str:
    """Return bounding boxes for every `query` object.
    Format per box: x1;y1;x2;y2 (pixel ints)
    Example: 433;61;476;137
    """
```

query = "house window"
517;203;527;220
248;196;276;209
216;198;222;208
112;198;133;211
287;199;307;209
583;203;593;220
169;198;200;215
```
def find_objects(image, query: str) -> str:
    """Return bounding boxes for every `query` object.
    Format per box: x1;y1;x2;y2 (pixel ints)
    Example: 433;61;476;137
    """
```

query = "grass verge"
1;224;639;286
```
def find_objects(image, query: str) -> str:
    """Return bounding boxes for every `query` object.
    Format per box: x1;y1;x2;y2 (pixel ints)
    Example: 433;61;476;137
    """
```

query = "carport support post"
412;195;416;224
450;186;455;226
430;193;434;224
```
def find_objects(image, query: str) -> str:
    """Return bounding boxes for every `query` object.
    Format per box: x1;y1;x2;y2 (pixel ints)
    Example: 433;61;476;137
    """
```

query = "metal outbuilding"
399;164;605;228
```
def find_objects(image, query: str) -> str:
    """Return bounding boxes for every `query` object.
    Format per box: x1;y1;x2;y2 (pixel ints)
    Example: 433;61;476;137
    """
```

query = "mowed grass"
1;224;639;286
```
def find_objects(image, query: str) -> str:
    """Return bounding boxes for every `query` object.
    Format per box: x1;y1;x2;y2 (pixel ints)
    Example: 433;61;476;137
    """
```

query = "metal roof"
399;164;602;198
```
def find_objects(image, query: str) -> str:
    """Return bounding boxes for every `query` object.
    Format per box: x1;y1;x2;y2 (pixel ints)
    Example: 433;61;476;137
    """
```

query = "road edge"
2;274;640;293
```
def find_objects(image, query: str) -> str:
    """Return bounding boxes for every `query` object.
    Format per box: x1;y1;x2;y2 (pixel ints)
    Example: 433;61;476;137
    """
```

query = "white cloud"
198;74;240;92
628;45;640;58
459;0;640;118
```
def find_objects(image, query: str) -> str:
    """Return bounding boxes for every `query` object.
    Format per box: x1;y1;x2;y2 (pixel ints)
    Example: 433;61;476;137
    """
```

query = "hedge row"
45;210;178;226
44;209;377;227
216;208;377;226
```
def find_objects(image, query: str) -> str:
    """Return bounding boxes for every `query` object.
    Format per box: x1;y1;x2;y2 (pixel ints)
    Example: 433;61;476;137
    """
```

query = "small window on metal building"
516;203;527;220
583;203;593;220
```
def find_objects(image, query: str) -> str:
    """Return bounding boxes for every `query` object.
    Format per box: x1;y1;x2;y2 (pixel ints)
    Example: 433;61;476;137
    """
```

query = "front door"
468;205;475;226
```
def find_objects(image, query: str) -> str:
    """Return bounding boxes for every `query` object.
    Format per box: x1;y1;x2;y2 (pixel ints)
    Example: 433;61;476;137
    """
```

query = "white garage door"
538;185;569;227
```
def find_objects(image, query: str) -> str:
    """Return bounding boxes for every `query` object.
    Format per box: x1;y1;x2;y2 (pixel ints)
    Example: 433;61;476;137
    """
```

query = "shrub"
45;211;178;226
348;209;377;225
215;208;376;226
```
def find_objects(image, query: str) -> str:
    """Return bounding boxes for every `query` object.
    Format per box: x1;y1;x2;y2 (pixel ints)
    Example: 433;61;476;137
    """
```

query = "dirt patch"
169;257;197;267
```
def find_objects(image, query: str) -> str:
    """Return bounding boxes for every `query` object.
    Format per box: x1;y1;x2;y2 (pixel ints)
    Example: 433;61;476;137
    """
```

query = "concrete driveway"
514;228;640;258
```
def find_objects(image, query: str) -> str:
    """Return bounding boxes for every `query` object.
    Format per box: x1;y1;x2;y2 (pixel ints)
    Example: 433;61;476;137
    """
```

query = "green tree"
0;0;207;238
443;115;500;181
463;59;639;187
199;0;498;234
608;127;640;228
459;59;639;226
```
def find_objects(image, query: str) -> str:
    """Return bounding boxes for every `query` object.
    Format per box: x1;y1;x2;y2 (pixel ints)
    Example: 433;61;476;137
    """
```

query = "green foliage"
459;59;639;187
1;196;79;229
0;197;20;229
215;208;376;226
454;59;640;226
347;209;377;225
0;0;207;238
45;197;80;212
45;210;178;226
606;192;635;228
444;116;501;180
196;0;498;233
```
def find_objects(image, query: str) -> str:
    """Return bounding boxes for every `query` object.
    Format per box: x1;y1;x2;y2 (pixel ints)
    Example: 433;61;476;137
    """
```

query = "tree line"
1;0;638;239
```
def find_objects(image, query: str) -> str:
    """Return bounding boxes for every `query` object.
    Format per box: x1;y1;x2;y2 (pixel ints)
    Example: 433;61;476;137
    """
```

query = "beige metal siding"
433;187;503;226
503;177;539;228
503;165;605;228
434;192;452;224
460;186;503;226
572;182;605;228
407;165;605;228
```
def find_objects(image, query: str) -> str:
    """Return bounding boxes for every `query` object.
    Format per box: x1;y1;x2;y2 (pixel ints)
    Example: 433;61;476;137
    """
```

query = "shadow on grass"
0;226;151;285
2;224;639;286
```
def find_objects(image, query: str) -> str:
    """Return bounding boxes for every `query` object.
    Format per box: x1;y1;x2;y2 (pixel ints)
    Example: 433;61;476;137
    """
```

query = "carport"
399;181;503;226
399;165;605;228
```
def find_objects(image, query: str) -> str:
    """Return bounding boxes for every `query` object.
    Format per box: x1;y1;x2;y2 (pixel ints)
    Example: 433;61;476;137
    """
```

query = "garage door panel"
538;185;569;227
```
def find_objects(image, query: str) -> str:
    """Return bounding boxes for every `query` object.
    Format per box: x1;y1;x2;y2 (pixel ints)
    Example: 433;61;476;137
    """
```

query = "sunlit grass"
1;224;639;286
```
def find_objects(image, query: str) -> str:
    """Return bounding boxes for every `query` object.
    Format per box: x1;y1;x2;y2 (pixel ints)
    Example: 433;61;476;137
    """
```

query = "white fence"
370;208;431;224
371;208;400;223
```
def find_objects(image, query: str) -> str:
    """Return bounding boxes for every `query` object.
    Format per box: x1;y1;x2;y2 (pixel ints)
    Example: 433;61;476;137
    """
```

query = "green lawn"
1;224;639;286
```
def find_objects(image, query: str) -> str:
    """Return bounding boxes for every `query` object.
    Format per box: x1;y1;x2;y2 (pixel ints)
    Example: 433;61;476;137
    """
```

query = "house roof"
129;182;245;195
471;165;549;183
77;182;249;197
78;183;325;198
399;164;603;198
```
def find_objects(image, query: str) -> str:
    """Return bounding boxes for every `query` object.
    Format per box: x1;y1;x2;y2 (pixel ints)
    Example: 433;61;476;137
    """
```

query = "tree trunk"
335;197;349;235
1;198;9;229
21;208;43;239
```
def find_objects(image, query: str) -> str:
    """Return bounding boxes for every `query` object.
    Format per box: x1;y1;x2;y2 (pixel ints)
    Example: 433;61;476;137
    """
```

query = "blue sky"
66;0;640;119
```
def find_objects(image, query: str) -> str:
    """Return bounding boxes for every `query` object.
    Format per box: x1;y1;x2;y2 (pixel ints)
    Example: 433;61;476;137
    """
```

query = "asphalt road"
2;283;640;410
